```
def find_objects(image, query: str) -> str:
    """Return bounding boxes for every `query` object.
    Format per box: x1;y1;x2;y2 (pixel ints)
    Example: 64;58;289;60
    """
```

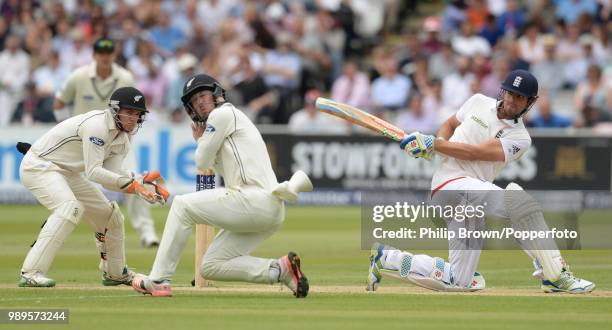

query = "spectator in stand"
466;0;490;31
288;89;348;134
442;55;475;110
518;21;545;65
261;32;302;123
371;55;412;112
527;92;573;128
531;34;565;96
149;12;186;57
496;0;526;37
289;14;331;94
127;38;167;113
395;93;439;133
480;55;510;97
0;35;30;127
479;13;504;48
575;64;612;124
331;59;371;110
429;40;457;81
452;21;491;57
230;46;276;123
60;29;93;70
397;29;423;77
441;0;467;34
421;78;454;126
421;16;444;56
557;23;584;87
556;0;598;25
11;81;55;125
32;51;69;99
166;53;198;118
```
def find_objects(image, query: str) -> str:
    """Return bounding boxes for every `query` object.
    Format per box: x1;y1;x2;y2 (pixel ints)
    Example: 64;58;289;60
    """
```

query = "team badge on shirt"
89;136;105;146
205;124;216;132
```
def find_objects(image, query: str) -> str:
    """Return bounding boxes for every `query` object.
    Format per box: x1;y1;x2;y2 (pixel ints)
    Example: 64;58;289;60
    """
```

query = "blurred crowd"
0;0;610;133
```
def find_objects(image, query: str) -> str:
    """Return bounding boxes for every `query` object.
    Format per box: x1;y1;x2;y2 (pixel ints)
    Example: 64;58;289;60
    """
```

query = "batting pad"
22;200;84;274
95;202;126;279
505;183;564;281
381;270;485;292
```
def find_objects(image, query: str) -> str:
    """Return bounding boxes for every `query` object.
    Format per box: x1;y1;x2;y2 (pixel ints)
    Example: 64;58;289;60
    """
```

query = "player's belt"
431;176;466;198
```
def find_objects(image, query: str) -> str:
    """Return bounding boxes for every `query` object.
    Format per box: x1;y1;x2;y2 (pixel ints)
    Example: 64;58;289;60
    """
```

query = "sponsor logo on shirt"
205;124;216;133
83;95;95;101
470;115;489;129
511;145;521;155
89;136;105;146
495;129;504;138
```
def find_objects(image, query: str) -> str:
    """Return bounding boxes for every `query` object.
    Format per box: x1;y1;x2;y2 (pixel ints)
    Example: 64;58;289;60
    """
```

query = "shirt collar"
88;62;116;79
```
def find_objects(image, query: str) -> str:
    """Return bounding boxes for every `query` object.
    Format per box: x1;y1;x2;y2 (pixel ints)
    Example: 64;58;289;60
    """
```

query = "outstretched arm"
434;138;505;162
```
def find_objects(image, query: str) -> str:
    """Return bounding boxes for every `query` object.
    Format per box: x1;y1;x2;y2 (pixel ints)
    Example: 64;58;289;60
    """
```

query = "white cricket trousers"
149;186;285;284
19;152;117;274
431;176;509;287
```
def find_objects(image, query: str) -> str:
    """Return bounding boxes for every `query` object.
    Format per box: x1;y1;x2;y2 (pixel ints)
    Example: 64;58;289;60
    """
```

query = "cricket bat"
315;97;407;141
194;168;216;287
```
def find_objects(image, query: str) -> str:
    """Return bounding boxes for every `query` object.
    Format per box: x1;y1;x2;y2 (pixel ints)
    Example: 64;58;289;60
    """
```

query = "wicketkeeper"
132;74;313;298
367;70;595;294
18;87;169;287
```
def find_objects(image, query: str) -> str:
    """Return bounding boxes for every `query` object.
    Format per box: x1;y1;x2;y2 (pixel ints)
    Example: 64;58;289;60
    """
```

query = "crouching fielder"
132;74;313;298
367;70;595;294
18;87;169;287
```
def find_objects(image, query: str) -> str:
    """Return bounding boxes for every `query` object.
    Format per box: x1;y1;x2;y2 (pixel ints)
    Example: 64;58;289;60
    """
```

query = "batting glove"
400;132;435;160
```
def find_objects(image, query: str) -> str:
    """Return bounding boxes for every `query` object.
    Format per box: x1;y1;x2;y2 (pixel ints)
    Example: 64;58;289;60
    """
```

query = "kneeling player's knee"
199;259;221;279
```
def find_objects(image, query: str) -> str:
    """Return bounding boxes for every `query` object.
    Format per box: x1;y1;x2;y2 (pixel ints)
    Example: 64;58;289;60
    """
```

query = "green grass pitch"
0;205;610;329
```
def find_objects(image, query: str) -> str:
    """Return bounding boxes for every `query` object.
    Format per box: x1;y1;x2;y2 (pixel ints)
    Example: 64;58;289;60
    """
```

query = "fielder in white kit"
18;87;168;287
367;70;595;294
54;38;160;247
132;74;313;297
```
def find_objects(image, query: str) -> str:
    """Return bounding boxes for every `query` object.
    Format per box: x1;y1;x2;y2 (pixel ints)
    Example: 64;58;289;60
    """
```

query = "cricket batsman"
132;74;313;298
18;87;169;287
367;70;595;294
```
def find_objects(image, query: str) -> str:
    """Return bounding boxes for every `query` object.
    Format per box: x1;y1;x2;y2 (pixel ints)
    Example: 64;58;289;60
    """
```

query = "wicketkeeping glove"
400;132;436;160
122;171;170;205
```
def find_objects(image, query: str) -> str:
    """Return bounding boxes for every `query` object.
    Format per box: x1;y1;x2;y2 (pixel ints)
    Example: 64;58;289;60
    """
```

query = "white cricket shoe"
541;270;595;294
18;271;56;287
132;274;173;297
366;242;384;292
278;252;309;298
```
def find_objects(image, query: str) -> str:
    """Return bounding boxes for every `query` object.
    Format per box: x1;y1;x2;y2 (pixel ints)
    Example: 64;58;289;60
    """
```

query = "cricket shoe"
18;271;56;287
541;270;595;294
366;242;385;291
101;266;138;286
279;252;309;298
131;274;173;297
141;236;160;248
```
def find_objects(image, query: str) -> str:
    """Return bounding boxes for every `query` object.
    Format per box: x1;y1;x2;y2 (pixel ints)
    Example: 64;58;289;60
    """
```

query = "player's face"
499;90;529;119
190;90;215;121
117;108;142;133
94;51;115;68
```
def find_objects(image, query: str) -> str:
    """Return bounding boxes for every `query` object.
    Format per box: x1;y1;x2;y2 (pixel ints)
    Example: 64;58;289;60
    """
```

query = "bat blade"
315;97;406;141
